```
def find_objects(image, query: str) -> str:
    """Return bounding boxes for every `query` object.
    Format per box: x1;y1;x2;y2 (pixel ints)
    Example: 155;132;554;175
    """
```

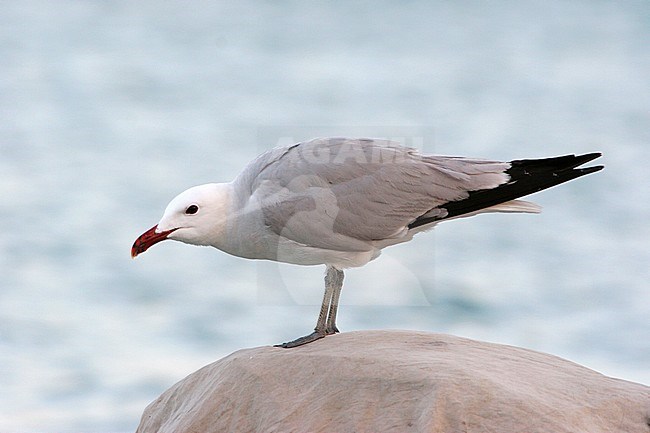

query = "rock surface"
136;330;650;433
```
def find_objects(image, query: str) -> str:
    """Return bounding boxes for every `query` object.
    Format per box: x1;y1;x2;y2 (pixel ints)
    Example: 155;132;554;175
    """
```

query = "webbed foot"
275;331;327;348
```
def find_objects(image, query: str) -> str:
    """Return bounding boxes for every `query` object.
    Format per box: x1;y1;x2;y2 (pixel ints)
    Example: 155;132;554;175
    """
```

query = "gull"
131;138;603;348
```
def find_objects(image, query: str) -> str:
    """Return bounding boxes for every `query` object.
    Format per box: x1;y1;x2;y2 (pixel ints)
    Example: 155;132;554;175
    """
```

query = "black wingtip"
509;152;603;171
408;152;604;230
578;164;604;175
570;152;602;167
504;152;604;196
579;152;603;173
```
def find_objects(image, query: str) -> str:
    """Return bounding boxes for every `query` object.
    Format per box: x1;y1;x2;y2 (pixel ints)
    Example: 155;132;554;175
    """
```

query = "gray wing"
239;138;509;251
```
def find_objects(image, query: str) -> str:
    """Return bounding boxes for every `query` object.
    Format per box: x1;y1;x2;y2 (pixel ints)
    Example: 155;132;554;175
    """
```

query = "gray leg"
314;268;336;332
276;265;345;348
325;267;344;334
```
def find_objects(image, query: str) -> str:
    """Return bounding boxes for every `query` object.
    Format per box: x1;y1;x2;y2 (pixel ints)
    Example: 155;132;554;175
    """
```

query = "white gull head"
131;183;232;257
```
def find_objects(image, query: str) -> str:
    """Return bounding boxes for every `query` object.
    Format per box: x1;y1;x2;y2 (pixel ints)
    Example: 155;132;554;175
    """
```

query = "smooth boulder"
136;330;650;433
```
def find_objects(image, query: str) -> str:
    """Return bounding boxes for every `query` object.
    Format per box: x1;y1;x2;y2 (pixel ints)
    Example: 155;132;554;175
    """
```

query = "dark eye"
185;204;199;215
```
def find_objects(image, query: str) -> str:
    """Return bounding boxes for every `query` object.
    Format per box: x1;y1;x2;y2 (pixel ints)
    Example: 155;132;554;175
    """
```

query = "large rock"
136;330;649;433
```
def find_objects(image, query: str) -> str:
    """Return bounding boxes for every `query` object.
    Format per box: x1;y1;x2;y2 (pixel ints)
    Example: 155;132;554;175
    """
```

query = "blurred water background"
1;1;649;431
